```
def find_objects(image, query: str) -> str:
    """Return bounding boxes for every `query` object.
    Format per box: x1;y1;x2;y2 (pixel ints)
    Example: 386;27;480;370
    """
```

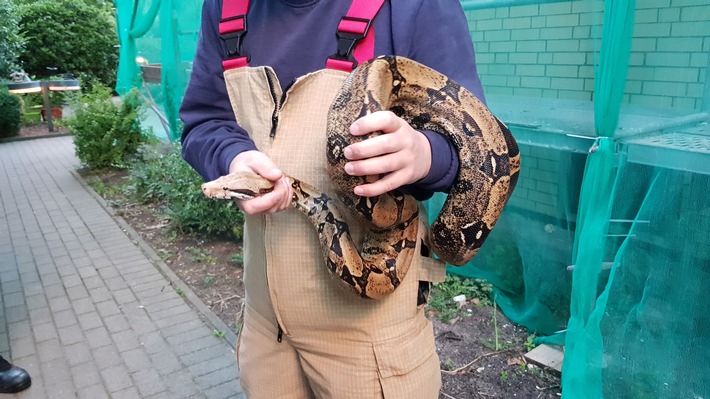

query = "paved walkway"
0;136;245;399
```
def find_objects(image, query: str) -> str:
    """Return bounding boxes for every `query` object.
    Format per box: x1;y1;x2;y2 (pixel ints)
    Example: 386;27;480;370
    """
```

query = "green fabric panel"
159;0;181;141
561;138;617;398
593;0;636;139
114;0;139;95
129;0;161;38
563;0;636;397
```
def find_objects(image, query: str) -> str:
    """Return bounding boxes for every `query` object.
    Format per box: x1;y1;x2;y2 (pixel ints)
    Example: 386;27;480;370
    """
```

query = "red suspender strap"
220;0;250;70
326;0;386;72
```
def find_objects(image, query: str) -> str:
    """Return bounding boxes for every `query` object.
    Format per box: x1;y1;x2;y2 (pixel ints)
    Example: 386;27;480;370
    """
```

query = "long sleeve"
179;0;256;181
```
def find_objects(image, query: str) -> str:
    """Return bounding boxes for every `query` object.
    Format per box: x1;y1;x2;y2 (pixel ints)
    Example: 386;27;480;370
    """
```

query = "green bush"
66;84;155;169
0;0;24;78
17;0;118;86
0;88;21;138
126;143;245;239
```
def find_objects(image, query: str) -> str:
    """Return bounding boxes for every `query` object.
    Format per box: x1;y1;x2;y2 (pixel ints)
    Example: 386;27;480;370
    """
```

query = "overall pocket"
373;321;442;398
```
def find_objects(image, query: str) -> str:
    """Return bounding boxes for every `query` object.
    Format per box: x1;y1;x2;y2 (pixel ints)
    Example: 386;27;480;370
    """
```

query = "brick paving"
0;136;245;398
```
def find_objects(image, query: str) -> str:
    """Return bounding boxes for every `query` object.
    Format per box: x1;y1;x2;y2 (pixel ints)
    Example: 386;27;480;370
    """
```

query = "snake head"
201;171;275;200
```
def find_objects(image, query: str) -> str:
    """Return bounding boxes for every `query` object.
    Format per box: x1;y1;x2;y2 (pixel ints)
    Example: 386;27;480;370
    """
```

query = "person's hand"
343;111;432;197
228;150;293;215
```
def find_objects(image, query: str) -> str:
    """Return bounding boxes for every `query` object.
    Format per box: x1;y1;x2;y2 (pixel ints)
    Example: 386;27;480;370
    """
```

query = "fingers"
344;151;404;178
345;111;406;161
353;171;407;197
343;130;409;162
238;177;293;215
349;111;400;137
250;159;283;182
229;150;283;182
228;151;291;215
341;111;432;197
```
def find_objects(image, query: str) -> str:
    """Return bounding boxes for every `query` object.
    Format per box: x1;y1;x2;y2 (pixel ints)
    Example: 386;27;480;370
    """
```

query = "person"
0;355;31;394
180;0;485;397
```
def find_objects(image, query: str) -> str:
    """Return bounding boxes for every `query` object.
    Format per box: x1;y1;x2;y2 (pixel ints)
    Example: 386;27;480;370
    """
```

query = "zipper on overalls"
277;324;283;342
265;69;286;139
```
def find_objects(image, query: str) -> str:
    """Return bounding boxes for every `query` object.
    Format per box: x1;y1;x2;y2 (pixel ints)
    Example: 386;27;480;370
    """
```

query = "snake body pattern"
202;56;520;299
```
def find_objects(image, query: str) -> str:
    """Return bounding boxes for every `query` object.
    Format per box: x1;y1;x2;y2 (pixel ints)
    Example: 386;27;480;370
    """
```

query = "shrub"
0;0;24;78
66;84;155;169
0;88;21;138
126;143;245;239
17;0;118;87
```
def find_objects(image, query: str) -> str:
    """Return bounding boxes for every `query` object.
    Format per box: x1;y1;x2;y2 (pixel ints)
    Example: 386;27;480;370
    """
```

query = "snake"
201;56;520;299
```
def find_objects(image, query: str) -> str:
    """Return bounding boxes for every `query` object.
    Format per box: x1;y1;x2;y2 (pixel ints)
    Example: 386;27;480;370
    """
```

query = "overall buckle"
331;16;372;67
219;14;248;60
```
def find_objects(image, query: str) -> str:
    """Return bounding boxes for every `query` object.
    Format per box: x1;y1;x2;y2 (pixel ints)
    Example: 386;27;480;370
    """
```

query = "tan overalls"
221;9;446;399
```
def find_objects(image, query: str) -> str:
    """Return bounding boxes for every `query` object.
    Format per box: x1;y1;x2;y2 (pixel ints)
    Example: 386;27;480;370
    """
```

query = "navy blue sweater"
180;0;484;200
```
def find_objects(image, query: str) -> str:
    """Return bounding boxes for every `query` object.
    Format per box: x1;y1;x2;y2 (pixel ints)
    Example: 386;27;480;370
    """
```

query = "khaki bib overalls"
222;34;446;399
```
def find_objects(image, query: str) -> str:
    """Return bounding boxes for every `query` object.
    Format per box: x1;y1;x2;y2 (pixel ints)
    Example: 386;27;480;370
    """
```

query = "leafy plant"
66;84;155;169
0;88;21;139
230;253;244;266
441;358;455;371
500;370;509;382
86;176;123;198
17;0;118;86
0;0;24;77
428;274;493;323
187;246;217;264
157;248;171;262
524;334;537;352
212;329;226;338
126;142;245;239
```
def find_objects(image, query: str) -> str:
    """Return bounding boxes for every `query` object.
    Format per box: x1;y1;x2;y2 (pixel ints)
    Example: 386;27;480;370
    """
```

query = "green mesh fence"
114;0;710;397
114;0;202;140
431;0;710;398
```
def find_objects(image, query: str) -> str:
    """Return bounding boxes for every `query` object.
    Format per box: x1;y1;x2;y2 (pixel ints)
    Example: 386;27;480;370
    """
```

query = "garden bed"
79;164;561;399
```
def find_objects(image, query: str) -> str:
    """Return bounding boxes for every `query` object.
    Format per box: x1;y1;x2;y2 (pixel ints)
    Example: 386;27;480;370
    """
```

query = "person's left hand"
343;111;432;197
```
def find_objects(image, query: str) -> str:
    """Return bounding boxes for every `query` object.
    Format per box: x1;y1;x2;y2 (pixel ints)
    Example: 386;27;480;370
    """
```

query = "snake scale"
202;56;520;299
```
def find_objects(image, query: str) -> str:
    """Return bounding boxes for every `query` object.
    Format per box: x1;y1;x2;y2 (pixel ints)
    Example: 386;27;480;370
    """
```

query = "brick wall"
506;143;584;221
466;0;710;111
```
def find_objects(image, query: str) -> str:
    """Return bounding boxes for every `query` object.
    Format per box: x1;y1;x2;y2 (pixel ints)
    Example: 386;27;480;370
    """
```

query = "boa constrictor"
202;56;520;299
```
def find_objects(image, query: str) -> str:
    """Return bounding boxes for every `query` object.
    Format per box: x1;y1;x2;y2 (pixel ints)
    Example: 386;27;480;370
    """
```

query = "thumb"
250;156;283;182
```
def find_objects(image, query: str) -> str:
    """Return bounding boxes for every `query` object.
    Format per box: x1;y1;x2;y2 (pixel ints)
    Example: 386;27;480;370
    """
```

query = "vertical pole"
703;47;710;112
41;82;54;132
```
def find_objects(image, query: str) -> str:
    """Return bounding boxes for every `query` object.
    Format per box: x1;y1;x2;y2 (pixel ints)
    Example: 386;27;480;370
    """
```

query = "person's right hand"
228;150;293;215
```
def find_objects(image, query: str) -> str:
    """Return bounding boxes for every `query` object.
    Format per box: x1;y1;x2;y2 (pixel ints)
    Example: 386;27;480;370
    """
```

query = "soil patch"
15;122;70;139
431;307;561;398
65;149;561;398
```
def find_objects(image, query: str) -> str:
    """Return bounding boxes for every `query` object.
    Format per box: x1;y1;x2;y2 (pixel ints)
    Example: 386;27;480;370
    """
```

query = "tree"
0;0;24;79
17;0;119;86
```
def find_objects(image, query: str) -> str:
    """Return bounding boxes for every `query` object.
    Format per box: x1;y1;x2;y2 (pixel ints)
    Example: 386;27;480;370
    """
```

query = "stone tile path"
0;136;245;398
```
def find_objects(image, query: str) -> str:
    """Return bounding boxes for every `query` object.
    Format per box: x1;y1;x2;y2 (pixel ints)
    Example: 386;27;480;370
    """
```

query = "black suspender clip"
220;14;249;61
331;16;372;67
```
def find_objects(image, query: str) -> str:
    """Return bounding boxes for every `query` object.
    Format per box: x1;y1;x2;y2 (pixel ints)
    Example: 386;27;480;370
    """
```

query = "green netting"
114;0;202;140
114;0;710;397
430;1;710;398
